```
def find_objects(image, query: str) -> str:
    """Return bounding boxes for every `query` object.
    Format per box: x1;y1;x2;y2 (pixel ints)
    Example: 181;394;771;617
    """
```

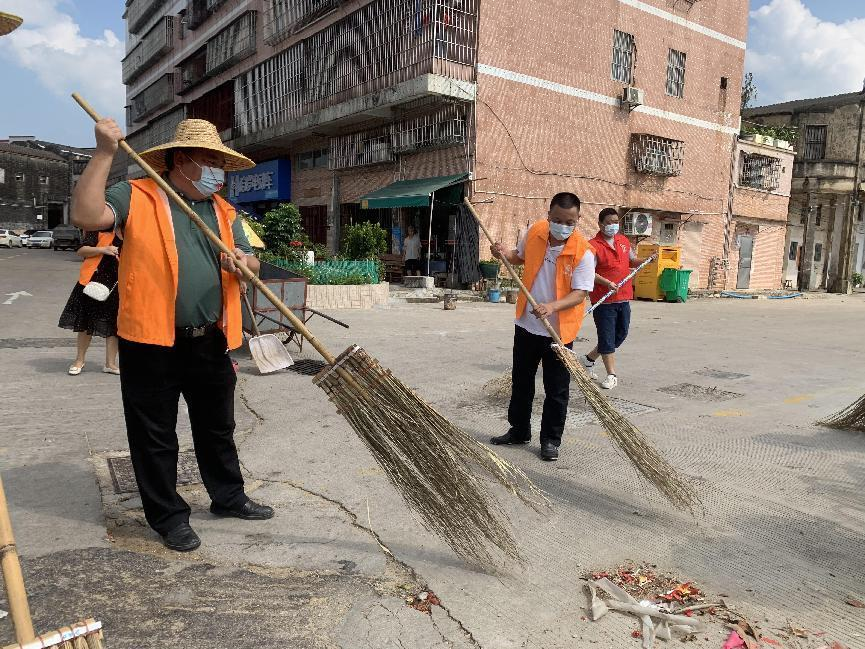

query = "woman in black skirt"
58;230;121;375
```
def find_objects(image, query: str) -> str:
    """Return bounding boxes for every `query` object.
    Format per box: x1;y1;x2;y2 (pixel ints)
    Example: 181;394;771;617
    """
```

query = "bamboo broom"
0;474;104;649
817;393;865;431
464;198;700;513
73;94;548;568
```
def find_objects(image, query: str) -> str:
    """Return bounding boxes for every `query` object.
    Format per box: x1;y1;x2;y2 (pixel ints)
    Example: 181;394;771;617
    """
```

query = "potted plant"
852;272;863;289
478;259;501;280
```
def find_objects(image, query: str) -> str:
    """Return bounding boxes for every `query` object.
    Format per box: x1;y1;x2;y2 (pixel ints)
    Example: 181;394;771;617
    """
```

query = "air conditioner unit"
622;86;644;109
623;212;652;236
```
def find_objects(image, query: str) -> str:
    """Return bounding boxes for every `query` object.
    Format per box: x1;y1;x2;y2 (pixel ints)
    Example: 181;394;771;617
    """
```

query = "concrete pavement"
0;247;863;648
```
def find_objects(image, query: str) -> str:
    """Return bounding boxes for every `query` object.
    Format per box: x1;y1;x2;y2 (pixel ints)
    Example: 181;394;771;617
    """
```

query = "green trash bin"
659;268;692;302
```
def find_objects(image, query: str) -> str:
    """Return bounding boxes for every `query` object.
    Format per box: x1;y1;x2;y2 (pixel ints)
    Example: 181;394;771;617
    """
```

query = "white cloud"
0;0;125;118
747;0;865;106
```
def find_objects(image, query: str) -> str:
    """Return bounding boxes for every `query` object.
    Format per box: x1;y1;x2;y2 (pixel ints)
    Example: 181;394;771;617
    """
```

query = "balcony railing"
130;73;176;123
631;133;685;177
127;0;167;34
177;49;208;94
122;15;175;84
206;11;257;76
330;127;393;169
263;0;340;45
393;103;466;154
126;106;187;155
740;153;781;191
235;0;478;138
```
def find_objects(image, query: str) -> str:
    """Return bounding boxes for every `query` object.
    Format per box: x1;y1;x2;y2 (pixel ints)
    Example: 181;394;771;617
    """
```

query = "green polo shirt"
105;180;252;328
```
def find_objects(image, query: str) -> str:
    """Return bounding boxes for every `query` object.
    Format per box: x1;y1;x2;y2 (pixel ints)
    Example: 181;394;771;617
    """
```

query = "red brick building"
119;0;787;287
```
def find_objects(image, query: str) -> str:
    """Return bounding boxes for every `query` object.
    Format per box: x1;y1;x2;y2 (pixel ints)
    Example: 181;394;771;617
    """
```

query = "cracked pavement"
1;249;864;648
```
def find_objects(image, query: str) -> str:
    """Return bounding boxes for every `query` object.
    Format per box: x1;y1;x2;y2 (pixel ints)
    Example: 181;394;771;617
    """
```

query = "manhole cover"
694;368;749;380
0;337;95;349
657;383;743;402
107;452;202;494
288;359;328;376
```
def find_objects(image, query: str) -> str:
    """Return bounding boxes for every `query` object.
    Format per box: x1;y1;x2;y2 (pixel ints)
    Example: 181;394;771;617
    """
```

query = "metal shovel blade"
249;333;294;374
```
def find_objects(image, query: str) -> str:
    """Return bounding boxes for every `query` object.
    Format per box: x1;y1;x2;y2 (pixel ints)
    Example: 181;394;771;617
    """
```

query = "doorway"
736;234;754;289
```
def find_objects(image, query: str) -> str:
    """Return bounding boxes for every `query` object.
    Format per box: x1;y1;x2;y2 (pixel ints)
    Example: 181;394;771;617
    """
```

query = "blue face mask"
604;224;620;238
183;158;225;196
548;221;575;241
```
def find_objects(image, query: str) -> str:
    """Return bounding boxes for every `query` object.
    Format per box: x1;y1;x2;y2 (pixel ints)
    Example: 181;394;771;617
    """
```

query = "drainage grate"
694;368;749;380
0;337;96;349
107;452;202;494
657;383;743;402
288;358;328;376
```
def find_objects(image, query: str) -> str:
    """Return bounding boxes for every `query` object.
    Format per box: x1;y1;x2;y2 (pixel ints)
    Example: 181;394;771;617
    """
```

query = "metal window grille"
206;11;257;76
234;0;478;138
392;103;466;153
126;106;187;154
130;73;176;123
631;134;685;176
127;0;167;34
186;0;209;30
329;127;393;169
122;16;175;84
804;125;827;160
611;30;635;85
665;48;686;98
740;153;781;191
263;0;340;45
177;49;208;93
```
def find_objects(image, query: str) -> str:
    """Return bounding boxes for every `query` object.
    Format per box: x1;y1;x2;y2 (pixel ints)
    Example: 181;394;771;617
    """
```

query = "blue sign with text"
227;158;291;203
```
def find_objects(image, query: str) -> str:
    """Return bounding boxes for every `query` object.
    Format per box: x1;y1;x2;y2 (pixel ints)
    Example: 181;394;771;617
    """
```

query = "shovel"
241;287;294;374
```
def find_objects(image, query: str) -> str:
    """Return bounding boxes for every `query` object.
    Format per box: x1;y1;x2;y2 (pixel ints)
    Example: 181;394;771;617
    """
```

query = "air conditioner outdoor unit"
622;86;644;109
623;212;652;236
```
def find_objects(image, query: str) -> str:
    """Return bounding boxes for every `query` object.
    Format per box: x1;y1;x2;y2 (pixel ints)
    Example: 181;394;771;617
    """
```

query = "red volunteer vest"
589;232;633;304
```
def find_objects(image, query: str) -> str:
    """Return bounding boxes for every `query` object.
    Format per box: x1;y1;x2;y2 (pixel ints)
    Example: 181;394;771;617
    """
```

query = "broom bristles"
817;393;865;431
314;346;548;568
551;345;701;513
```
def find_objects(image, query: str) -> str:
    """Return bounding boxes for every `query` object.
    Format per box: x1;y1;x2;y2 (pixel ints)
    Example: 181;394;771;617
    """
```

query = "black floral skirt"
58;283;119;338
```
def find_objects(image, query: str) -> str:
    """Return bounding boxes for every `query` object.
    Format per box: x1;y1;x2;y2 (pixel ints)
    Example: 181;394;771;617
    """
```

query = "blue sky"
0;1;864;146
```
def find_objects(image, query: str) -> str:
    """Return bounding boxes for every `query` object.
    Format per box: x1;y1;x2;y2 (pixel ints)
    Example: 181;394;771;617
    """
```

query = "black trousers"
119;330;245;535
507;325;572;447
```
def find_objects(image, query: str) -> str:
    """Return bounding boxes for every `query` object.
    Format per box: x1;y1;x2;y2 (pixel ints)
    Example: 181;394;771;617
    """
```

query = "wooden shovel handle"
462;198;565;346
240;288;262;337
0;475;36;644
72;93;337;365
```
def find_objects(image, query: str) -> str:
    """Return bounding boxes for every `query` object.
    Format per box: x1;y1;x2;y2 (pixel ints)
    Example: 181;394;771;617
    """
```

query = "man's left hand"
221;248;249;279
532;302;556;319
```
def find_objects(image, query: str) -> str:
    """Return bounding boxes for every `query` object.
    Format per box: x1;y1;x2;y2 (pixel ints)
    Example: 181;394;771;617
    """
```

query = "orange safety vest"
515;220;592;345
117;178;243;349
78;231;117;286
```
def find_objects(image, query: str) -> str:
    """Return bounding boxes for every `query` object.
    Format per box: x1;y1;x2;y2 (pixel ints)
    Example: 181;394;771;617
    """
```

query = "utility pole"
833;86;865;293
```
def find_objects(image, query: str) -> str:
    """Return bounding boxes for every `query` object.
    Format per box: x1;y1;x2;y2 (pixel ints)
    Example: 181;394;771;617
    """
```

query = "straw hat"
0;12;23;36
139;119;255;173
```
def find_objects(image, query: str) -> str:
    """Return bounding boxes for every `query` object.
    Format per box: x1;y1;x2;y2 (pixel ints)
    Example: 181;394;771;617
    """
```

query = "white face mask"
548;221;575;241
604;224;620;238
180;157;225;196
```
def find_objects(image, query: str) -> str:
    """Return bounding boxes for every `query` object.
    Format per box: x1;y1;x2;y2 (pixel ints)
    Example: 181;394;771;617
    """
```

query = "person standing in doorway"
71;117;273;553
403;224;422;277
489;192;595;461
580;208;648;389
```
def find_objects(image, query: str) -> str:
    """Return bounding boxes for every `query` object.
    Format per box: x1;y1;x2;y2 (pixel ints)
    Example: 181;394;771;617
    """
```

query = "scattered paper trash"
723;631;745;649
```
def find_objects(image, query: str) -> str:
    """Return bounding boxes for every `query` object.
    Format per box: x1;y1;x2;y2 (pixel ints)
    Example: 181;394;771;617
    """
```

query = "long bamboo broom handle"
463;198;566;346
0;475;36;644
72;93;337;365
585;253;656;316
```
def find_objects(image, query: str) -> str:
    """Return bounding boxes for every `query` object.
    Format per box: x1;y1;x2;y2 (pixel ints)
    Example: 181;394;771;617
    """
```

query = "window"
720;77;728;90
740;153;781;191
611;30;636;84
815;204;822;227
297;148;329;170
804;125;827;160
631;133;685;176
814;242;823;262
788;241;798;261
39;175;49;185
666;48;686;98
859;204;864;222
0;168;4;183
15;172;24;182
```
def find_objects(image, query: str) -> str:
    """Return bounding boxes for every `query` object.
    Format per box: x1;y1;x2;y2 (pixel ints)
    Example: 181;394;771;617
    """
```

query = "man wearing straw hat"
71;117;273;552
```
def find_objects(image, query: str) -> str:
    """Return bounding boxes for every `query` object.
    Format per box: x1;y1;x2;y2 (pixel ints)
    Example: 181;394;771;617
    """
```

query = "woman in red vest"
58;230;121;375
580;208;648;390
489;193;595;462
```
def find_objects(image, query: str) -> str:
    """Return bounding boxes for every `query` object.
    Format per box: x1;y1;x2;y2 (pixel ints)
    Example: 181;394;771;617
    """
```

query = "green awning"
359;173;469;209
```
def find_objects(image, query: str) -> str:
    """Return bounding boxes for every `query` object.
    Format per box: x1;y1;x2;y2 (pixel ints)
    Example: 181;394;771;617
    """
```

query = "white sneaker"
600;374;618;390
579;355;598;379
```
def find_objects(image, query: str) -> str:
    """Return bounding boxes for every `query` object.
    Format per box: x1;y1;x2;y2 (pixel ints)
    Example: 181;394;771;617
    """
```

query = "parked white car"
26;231;54;249
0;229;23;248
19;229;38;246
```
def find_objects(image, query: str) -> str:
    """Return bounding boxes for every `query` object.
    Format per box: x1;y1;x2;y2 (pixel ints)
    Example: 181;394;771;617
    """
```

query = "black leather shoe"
540;443;559;462
210;499;274;520
162;522;201;552
490;431;530;445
